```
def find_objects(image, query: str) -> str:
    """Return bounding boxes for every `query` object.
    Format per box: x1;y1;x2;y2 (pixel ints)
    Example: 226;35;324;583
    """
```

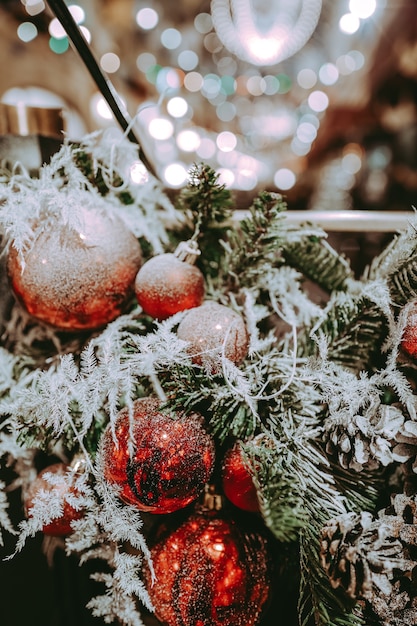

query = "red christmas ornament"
100;397;215;513
177;301;249;369
24;463;83;536
134;240;205;320
222;442;260;513
7;206;142;331
401;301;417;358
144;501;271;626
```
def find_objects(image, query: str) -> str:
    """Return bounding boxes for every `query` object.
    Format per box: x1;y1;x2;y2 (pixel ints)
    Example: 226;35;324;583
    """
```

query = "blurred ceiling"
0;0;416;209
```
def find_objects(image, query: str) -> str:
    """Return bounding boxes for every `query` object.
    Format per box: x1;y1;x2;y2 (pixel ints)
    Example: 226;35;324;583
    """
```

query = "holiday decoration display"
222;441;260;513
134;240;205;320
100;397;215;513
177;300;249;369
4;139;417;626
7;204;142;331
144;495;271;626
24;462;83;536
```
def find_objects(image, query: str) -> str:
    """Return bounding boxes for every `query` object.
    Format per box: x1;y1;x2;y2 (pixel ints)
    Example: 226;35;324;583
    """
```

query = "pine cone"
393;419;417;473
324;404;404;472
320;493;417;626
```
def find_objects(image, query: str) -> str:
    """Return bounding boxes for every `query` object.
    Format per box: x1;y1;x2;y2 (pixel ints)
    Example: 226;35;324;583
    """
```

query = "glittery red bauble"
7;207;142;330
101;398;215;513
222;443;260;513
24;463;83;536
135;252;205;320
401;301;417;358
177;301;248;368
145;510;271;626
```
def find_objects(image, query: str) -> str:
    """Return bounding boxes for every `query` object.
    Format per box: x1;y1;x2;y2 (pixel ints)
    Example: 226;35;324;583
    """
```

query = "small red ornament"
7;206;142;331
134;240;205;320
144;499;271;626
24;462;83;536
222;442;260;513
177;301;249;369
100;397;215;513
401;301;417;358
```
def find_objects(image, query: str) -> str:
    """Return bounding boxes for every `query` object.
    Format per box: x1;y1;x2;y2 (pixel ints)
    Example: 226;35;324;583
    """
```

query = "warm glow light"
167;97;188;118
194;12;212;34
274;168;296;190
349;0;377;19
100;53;120;74
136;7;159;30
217;131;237;152
163;163;188;187
339;13;360;34
94;95;113;120
217;168;235;187
308;90;329;112
177;129;201;152
148;118;174;140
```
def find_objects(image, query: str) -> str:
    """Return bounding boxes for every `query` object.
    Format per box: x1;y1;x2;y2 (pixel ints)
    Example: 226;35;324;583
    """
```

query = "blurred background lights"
194;12;212;34
79;25;91;44
319;63;339;85
339;13;360;34
217;168;235;187
342;151;362;174
217;131;237;152
161;28;182;49
274;168;296;190
296;122;317;143
297;68;317;89
163;163;188;187
184;71;203;92
49;36;69;54
348;50;365;70
68;4;85;24
197;137;216;159
100;53;121;74
308;90;329;112
148;117;174;140
92;93;114;120
136;52;156;72
167;96;188;118
136;7;159;30
177;129;201;152
17;22;38;42
178;50;199;71
349;0;377;19
24;1;45;16
49;17;67;39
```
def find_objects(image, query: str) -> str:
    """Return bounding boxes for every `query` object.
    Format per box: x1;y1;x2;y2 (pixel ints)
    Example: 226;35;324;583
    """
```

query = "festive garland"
1;132;417;626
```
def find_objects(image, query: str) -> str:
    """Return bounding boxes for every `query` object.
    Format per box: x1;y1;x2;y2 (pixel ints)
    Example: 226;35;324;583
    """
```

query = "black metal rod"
46;0;157;178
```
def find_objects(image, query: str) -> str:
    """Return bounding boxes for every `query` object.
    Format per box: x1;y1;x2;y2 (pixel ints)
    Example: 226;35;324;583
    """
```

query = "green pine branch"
387;250;417;308
306;294;388;372
283;235;353;293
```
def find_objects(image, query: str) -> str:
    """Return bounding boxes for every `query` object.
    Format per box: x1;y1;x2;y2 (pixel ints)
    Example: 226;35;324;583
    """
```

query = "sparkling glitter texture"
222;443;260;513
134;249;205;320
177;300;249;368
7;207;142;330
101;397;215;513
145;510;271;626
24;463;83;536
401;301;417;358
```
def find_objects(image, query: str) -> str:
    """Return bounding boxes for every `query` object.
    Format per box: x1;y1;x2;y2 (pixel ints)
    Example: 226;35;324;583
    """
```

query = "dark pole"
46;0;157;178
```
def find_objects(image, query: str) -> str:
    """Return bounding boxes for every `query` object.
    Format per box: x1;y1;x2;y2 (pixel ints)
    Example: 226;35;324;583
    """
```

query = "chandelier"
211;0;322;66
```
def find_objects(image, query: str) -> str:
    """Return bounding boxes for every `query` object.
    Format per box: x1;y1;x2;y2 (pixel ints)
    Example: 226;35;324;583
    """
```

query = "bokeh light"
136;7;159;30
17;22;38;42
274;168;296;190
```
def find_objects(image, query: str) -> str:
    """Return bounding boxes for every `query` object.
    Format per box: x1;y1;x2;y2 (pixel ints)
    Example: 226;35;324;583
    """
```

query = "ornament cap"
199;483;224;512
174;240;201;265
